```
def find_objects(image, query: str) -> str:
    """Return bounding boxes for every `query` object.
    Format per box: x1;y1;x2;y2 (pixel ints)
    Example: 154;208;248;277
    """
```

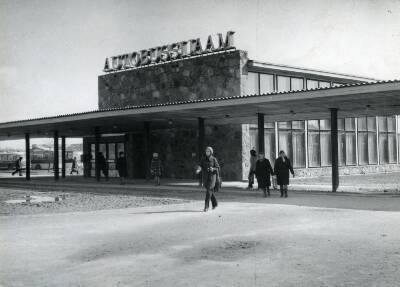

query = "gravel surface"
0;188;190;216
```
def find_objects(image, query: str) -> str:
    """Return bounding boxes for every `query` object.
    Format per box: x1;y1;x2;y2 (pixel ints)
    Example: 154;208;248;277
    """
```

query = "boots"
284;187;288;198
280;186;284;197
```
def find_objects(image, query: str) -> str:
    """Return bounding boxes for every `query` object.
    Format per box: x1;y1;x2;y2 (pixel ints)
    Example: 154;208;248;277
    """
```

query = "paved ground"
1;170;399;192
1;186;400;287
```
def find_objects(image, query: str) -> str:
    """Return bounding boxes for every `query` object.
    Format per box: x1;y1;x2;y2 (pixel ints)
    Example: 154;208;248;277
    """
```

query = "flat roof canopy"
0;80;399;140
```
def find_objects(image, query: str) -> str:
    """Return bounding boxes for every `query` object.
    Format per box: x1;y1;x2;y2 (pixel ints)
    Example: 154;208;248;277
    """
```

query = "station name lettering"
103;31;235;72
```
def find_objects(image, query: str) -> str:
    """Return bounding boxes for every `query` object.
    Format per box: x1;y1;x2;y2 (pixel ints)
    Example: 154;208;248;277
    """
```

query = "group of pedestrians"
248;149;295;198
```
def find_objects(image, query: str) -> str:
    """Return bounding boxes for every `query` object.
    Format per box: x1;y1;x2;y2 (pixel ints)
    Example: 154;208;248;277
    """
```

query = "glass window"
307;80;319;89
260;74;274;94
368;133;378;164
100;144;107;158
345;118;355;131
279;130;292;160
249;128;258;151
388;133;396;163
338;119;345;130
332;83;343;87
378;117;388;132
319;81;330;88
388;116;396;132
292;130;305;167
367;117;376;131
265;130;276;164
346;132;356;165
264;122;275;129
338;132;346;166
379;133;388;164
320;119;331;130
320;131;331;166
291;78;304;91
292;121;305;129
277;76;290;92
278;121;306;168
358;132;368;165
117;143;125;154
278;121;291;129
308;131;320;167
357;117;367;131
308;120;319;130
245;72;259;95
108;143;116;160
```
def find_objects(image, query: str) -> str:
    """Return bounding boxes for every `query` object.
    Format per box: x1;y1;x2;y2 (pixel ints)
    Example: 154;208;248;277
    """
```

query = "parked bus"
0;152;22;170
30;145;74;170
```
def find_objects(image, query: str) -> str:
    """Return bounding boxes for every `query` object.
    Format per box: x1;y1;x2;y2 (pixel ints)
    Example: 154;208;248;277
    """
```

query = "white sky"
0;0;399;149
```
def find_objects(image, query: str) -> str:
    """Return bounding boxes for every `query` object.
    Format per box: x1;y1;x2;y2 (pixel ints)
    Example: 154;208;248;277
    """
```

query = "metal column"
144;122;151;180
25;133;30;181
330;108;339;192
94;127;100;181
198;117;205;186
257;113;265;154
61;136;66;178
53;131;59;180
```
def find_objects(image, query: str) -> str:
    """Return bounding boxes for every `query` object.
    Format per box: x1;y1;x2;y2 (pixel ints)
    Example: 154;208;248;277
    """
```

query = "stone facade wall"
98;50;246;109
145;124;243;181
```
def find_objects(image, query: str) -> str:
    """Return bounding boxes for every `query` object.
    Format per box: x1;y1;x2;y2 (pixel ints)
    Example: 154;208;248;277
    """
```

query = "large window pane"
388;133;396;163
278;121;291;129
292;121;305;129
320;131;331;166
277;76;290;92
358;133;368;165
319;81;330;88
338;119;345;130
260;74;274;94
357;117;367;131
292;131;305;168
388;116;396;132
279;130;292;160
308;120;319;130
367;117;376;131
368;133;377;164
320;119;331;130
245;72;259;95
307;80;319;89
346;133;356;165
338;132;346;166
378;117;388;132
108;143;116;160
379;133;388;164
265;131;276;164
345;118;355;131
308;132;320;167
249;128;257;151
291;77;304;91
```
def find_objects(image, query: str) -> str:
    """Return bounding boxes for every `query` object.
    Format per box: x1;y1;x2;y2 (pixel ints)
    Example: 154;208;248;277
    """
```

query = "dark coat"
255;158;274;188
274;157;294;186
116;156;127;177
200;155;220;190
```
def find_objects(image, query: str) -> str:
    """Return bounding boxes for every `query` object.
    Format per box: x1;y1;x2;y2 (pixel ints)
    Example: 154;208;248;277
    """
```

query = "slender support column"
257;113;265;154
94;127;100;181
330;108;339;192
144;122;151;180
61;136;66;178
198;117;205;186
25;133;30;181
53;131;59;180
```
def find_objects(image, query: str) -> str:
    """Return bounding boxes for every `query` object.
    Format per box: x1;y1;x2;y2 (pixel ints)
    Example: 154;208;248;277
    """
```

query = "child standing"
150;153;162;185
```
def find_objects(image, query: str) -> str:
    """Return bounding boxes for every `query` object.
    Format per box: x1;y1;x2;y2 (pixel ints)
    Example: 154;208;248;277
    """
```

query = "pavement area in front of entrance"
0;170;399;193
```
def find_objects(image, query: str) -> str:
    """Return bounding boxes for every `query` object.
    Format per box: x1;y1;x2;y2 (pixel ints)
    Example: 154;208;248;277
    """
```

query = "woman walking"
274;150;295;198
255;153;274;197
196;146;220;212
